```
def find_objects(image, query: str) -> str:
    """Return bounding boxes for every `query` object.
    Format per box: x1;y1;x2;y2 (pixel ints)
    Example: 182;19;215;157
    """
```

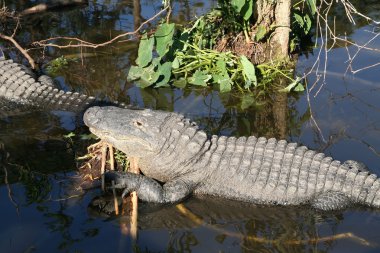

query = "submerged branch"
175;203;372;246
3;167;20;214
129;157;139;240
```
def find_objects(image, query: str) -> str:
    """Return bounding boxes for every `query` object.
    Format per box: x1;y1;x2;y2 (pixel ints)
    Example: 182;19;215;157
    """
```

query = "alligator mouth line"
89;127;128;140
88;127;153;152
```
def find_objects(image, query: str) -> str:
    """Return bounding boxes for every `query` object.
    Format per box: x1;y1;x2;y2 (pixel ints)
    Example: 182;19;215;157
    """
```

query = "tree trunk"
271;0;291;60
216;0;292;64
133;0;142;30
254;0;291;61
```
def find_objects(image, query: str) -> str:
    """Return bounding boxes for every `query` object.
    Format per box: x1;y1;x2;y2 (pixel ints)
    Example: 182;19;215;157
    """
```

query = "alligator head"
83;106;170;157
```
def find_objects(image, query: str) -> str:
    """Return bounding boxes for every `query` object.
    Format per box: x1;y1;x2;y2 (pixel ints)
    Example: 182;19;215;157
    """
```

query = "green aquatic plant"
46;56;78;76
127;23;262;92
127;0;313;93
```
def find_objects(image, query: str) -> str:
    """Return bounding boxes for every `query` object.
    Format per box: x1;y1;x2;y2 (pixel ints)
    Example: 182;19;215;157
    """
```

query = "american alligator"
3;56;379;211
84;106;380;211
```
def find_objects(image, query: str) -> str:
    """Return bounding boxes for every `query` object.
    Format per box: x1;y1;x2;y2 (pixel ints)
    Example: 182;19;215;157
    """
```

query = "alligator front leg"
105;171;193;204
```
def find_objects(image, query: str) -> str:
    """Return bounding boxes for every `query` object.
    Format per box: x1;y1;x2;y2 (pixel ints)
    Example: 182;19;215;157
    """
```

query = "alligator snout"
83;106;102;127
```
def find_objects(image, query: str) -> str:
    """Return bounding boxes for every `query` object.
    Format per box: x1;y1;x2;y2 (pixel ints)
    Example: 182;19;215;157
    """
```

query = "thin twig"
0;33;36;69
33;6;169;49
306;0;380;97
306;81;327;143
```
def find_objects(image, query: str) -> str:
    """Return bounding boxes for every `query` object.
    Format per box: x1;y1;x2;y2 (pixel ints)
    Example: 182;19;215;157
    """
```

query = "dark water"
1;1;380;252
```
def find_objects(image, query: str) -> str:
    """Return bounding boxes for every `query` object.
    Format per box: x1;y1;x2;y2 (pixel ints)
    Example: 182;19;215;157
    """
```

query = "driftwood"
128;157;140;240
21;0;88;16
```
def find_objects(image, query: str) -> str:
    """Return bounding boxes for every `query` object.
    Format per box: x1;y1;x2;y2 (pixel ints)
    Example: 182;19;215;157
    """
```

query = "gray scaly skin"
0;57;97;113
84;106;380;211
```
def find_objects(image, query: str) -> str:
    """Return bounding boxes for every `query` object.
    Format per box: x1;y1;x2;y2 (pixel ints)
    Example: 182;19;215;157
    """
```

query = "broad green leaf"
279;77;303;92
293;13;305;31
155;62;172;87
127;65;144;81
155;23;175;57
172;56;180;69
244;79;252;89
134;64;160;88
306;0;316;16
241;94;255;110
188;70;211;86
215;59;227;75
294;82;305;92
241;0;253;21
151;57;161;67
240;55;257;87
140;69;160;88
213;74;232;93
219;78;232;92
128;57;160;83
231;0;246;12
135;73;160;88
289;39;297;52
173;78;187;88
255;25;267;41
304;14;312;34
136;34;154;67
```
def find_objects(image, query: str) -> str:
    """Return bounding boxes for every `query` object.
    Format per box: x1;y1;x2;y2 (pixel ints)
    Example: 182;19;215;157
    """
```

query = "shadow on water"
1;0;380;252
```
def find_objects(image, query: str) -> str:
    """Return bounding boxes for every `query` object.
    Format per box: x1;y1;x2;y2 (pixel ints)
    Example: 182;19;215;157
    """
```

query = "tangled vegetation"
127;0;316;93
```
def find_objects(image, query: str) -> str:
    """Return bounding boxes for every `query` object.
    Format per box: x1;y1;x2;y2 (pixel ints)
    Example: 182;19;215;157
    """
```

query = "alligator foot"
104;170;193;203
105;171;140;196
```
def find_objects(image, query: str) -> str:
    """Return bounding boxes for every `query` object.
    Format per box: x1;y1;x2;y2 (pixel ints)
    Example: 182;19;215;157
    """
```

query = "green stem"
259;64;295;82
243;21;251;43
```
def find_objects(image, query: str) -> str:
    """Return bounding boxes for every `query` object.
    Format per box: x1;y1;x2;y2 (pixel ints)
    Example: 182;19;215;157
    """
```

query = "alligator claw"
104;171;138;198
121;188;131;199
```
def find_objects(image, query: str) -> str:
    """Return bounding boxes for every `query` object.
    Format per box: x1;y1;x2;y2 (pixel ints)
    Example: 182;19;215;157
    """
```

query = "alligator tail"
0;48;4;61
362;174;380;208
0;58;96;112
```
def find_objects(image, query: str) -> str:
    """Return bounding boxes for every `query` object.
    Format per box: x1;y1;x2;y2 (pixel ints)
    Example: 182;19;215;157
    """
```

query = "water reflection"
87;194;376;253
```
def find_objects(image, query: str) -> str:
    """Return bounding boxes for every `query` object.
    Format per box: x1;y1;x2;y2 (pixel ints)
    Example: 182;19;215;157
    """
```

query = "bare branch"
0;33;37;69
305;0;380;97
33;6;169;49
